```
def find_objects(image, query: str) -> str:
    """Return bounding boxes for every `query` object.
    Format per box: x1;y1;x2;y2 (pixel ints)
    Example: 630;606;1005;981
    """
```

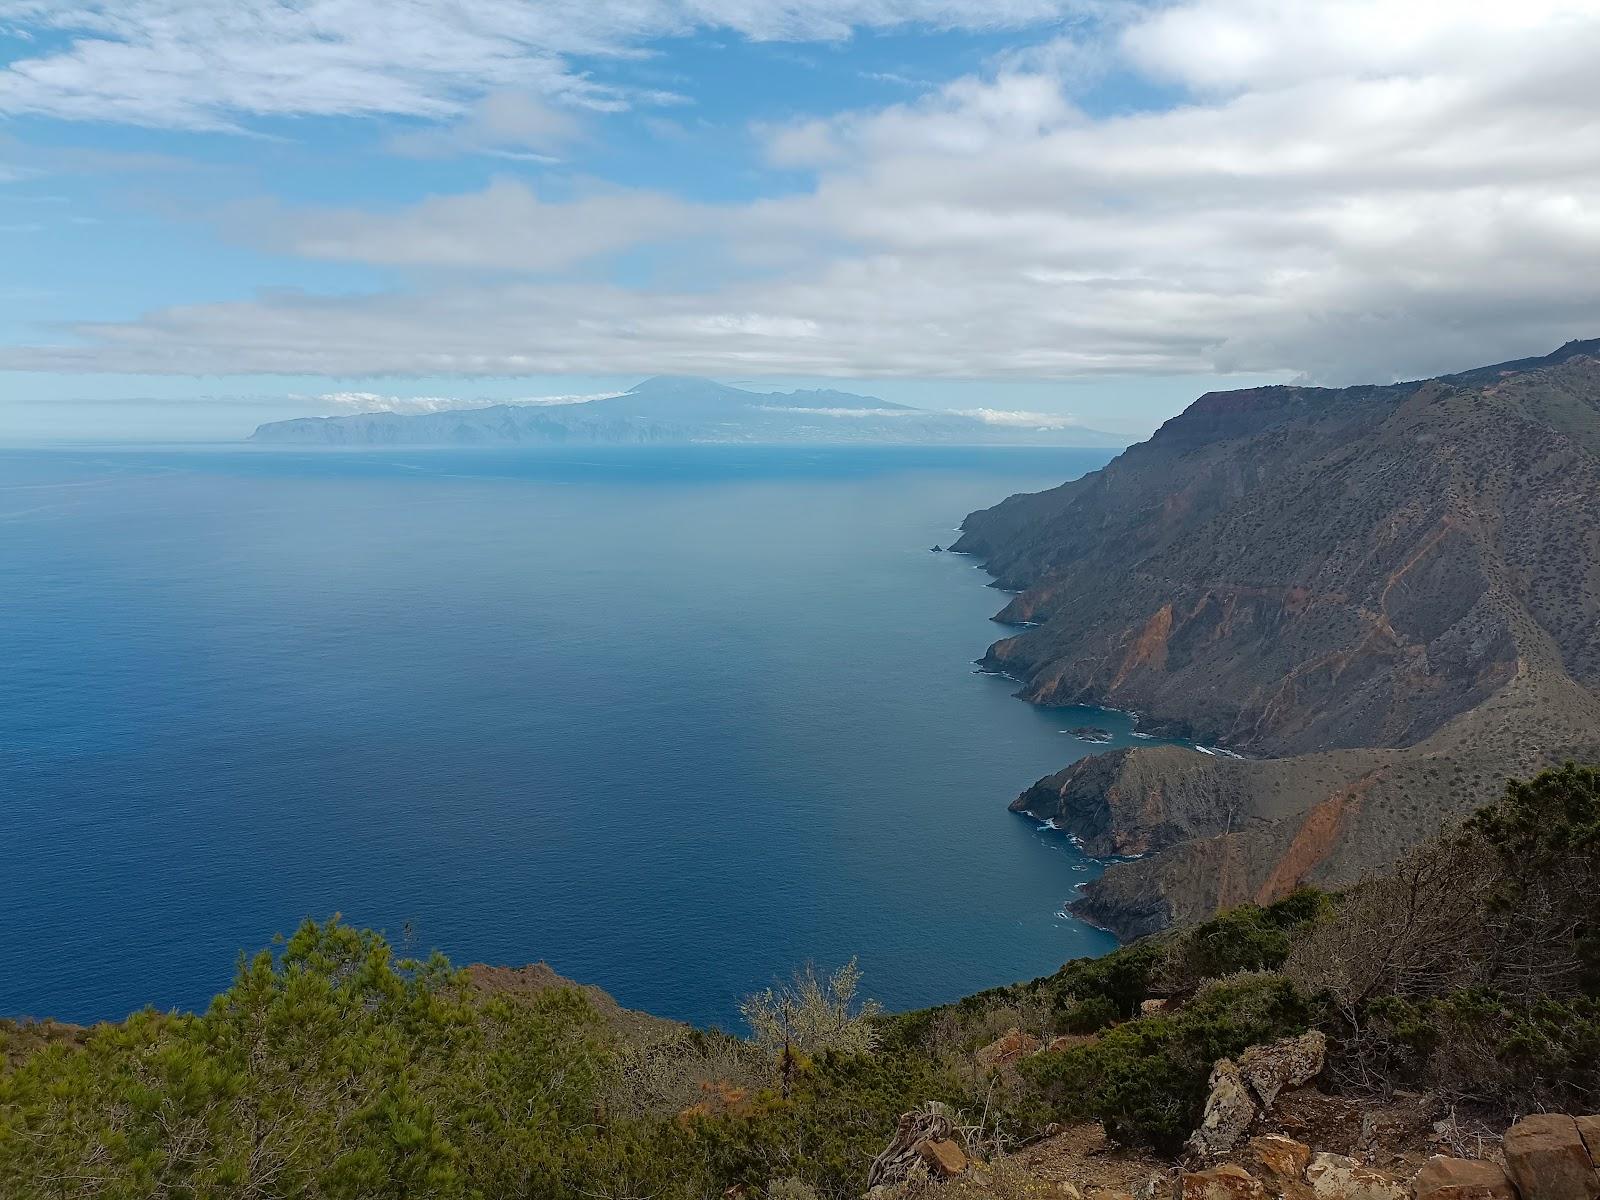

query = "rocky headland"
956;340;1600;937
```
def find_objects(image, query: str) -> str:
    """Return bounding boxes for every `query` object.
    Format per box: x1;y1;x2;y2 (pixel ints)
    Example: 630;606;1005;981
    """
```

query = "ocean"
0;444;1170;1030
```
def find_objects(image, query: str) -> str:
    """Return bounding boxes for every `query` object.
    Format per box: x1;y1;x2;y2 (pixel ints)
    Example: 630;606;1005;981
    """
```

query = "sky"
1;0;1597;441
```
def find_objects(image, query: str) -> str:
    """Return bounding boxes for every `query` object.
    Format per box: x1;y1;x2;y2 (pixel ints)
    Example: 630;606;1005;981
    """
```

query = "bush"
1360;990;1600;1112
742;959;883;1059
1019;972;1310;1150
1287;764;1600;1112
1058;994;1120;1035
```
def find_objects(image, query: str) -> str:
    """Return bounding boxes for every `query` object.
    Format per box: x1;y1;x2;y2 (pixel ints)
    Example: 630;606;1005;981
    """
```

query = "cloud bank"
3;0;1598;385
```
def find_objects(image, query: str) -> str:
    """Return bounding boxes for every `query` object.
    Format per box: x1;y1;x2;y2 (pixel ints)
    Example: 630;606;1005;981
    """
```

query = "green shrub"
1362;989;1600;1113
1020;972;1310;1150
1059;994;1120;1034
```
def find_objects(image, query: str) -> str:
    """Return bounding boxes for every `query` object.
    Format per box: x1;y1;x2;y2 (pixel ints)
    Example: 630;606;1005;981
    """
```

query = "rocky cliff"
958;341;1600;936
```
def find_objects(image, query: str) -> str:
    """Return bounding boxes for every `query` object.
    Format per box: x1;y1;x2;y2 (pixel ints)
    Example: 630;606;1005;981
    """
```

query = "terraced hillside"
955;341;1600;935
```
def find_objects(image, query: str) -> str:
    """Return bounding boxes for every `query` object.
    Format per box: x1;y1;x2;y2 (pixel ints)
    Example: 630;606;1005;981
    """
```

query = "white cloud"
0;0;1093;129
385;91;586;162
263;180;709;273
954;408;1078;429
4;1;1600;384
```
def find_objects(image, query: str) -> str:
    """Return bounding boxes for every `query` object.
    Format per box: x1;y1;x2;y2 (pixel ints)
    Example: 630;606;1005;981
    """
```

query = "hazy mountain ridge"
955;340;1600;936
250;376;1123;447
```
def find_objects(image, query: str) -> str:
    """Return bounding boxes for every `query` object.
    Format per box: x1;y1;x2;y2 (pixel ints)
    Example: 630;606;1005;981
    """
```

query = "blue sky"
2;1;1598;440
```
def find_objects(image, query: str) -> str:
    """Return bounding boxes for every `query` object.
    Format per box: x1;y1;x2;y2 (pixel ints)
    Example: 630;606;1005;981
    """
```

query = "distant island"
249;376;1124;447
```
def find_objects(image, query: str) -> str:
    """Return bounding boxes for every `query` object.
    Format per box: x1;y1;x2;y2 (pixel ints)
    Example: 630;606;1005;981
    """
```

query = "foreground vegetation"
3;765;1596;1198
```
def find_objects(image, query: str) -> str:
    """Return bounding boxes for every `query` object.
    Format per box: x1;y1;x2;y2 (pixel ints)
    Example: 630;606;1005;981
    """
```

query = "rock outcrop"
1502;1115;1600;1200
1187;1034;1327;1161
1413;1156;1520;1200
961;341;1600;935
1304;1153;1407;1200
1239;1032;1326;1110
1179;1164;1265;1200
1186;1059;1258;1160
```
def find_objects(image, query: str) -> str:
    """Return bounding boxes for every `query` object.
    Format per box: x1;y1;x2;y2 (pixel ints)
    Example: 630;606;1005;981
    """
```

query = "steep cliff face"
961;341;1600;935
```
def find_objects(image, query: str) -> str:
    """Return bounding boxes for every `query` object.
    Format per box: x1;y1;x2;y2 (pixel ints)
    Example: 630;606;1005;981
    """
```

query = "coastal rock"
1412;1156;1519;1200
1179;1165;1265;1200
1303;1153;1406;1200
1502;1114;1600;1200
1239;1032;1326;1109
1186;1059;1257;1161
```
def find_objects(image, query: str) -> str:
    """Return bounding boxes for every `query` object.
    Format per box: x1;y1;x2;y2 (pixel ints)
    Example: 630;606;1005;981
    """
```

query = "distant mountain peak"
626;375;741;394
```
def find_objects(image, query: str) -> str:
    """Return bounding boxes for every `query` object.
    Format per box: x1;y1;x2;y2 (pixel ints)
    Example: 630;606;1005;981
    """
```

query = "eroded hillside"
955;341;1600;935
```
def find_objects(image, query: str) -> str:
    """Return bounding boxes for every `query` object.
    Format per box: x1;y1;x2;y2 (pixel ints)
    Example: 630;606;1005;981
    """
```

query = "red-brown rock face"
965;344;1600;935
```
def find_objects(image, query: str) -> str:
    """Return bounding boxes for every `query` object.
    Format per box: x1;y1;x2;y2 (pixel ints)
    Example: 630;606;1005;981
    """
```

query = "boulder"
1578;1116;1600;1167
1248;1134;1312;1182
1180;1165;1266;1200
1412;1156;1519;1200
1304;1152;1406;1200
1503;1115;1600;1200
1141;998;1170;1016
1185;1059;1258;1160
976;1027;1042;1070
1238;1032;1327;1109
917;1138;969;1178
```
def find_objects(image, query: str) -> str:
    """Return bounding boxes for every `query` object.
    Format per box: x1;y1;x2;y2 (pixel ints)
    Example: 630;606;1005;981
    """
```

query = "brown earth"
957;341;1600;936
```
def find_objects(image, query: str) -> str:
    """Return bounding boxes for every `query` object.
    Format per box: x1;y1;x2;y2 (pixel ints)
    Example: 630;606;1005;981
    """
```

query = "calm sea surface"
1;444;1173;1029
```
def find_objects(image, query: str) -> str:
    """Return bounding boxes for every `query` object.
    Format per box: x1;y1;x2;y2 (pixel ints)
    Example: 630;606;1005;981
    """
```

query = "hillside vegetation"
3;765;1596;1198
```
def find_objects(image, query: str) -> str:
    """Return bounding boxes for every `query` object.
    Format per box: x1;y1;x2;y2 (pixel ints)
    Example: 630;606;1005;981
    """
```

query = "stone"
1185;1059;1258;1161
1248;1134;1312;1182
1578;1116;1600;1167
917;1138;969;1177
1412;1157;1519;1200
1180;1165;1266;1200
1304;1152;1406;1200
1238;1031;1327;1109
1503;1114;1600;1200
975;1027;1042;1070
1141;998;1169;1016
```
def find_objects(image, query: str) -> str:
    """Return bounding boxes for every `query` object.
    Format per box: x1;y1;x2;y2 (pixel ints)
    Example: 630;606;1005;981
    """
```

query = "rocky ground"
869;1028;1599;1200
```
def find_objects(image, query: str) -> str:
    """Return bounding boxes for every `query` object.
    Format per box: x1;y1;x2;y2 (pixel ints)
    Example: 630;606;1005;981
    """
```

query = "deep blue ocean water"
1;444;1173;1030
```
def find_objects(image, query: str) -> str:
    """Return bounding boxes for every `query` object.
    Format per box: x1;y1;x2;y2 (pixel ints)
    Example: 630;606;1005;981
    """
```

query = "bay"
0;444;1171;1029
